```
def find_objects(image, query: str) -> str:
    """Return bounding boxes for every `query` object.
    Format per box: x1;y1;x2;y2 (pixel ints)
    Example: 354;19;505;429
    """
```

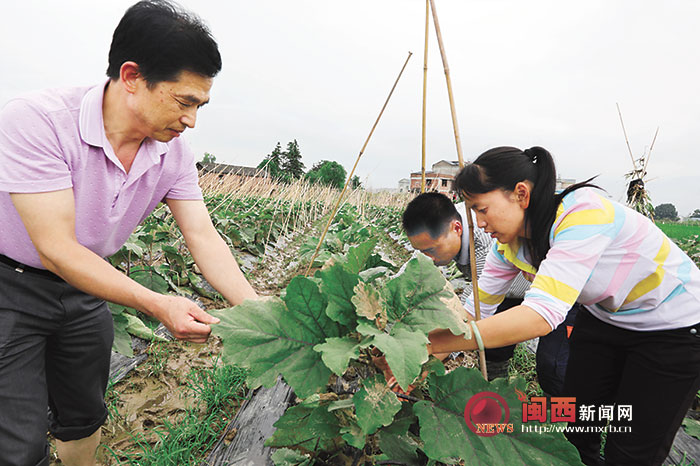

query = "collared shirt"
454;202;530;302
0;81;202;269
465;188;700;331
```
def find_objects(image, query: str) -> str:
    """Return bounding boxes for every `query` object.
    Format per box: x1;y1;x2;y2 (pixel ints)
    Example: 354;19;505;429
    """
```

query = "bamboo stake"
616;102;638;171
421;0;430;193
642;126;659;176
305;51;413;276
429;0;464;169
429;0;487;381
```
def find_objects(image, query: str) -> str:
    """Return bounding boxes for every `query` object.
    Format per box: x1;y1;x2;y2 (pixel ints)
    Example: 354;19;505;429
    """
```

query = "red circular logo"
463;391;510;437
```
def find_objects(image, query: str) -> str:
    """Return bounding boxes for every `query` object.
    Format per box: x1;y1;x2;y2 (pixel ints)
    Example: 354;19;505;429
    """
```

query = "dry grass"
199;173;412;208
198;172;412;232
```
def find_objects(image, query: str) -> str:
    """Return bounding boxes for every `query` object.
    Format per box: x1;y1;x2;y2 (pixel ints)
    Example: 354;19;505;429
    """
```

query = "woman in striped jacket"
427;146;700;466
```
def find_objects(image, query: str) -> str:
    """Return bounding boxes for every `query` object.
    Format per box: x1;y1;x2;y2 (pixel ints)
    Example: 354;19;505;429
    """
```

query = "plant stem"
394;392;421;403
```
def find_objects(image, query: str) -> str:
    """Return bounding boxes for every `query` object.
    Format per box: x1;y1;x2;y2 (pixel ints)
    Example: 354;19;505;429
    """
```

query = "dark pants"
536;304;579;396
0;257;113;466
484;298;522;363
486;298;578;397
563;308;700;466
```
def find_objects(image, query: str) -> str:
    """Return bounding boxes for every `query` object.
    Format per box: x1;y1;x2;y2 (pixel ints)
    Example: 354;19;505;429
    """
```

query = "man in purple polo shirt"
0;2;258;465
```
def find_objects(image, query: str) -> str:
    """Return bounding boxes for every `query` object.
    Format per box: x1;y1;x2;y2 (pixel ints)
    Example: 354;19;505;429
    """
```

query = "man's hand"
11;190;223;344
148;295;220;343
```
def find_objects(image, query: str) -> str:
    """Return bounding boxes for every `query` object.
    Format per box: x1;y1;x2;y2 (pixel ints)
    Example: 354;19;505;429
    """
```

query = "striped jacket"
464;188;700;331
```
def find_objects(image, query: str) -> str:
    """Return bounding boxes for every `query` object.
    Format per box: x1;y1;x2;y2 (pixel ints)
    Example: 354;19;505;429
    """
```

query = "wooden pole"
305;52;413;276
429;0;464;169
421;0;429;193
642;126;659;175
429;0;487;381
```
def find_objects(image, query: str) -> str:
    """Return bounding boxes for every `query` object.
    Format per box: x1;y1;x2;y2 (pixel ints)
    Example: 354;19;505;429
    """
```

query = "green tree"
282;139;305;181
350;175;362;189
202;152;216;164
655;203;679;221
257;142;284;179
305;160;347;189
690;209;700;219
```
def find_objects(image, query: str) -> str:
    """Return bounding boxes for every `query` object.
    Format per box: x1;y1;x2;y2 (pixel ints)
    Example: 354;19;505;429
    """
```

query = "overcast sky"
2;1;699;214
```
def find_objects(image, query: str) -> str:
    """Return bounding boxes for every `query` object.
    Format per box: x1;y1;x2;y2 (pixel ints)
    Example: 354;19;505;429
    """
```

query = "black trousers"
484;298;522;363
0;257;113;466
563;308;700;466
486;298;579;396
536;304;579;396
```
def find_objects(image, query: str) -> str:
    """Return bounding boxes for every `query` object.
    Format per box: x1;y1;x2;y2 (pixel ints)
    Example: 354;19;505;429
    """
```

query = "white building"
556;177;576;191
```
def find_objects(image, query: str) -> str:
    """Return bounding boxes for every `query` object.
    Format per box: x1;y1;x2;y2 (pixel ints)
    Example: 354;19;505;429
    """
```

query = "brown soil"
98;338;225;464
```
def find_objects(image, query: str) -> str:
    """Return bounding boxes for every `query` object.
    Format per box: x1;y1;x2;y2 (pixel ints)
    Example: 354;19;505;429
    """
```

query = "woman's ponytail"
522;147;557;267
454;146;598;268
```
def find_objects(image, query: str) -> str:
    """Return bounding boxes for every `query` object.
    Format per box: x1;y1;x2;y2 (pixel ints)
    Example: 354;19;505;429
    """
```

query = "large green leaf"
343;239;377;274
130;266;169;294
210;298;332;398
354;254;468;390
413;367;584;465
383;253;469;337
270;448;312;466
313;337;360;376
316;263;360;327
377;404;423;466
339;420;366;449
372;328;429;391
265;404;341;452
353;374;402;435
111;313;133;357
283;276;340;340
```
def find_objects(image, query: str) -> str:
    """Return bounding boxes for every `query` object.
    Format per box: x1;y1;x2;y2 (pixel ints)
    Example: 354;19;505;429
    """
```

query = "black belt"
0;254;63;282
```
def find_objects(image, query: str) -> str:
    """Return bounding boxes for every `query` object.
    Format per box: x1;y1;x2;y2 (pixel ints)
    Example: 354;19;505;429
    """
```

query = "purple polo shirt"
0;81;203;269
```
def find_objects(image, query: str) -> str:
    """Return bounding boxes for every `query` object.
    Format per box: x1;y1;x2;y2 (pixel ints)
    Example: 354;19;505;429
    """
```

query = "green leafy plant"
107;195;330;355
211;243;583;465
683;418;700;441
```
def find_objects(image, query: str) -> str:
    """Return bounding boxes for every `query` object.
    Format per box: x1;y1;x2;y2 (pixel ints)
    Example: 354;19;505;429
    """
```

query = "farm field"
47;178;700;465
47;175;426;465
657;221;700;270
656;221;700;242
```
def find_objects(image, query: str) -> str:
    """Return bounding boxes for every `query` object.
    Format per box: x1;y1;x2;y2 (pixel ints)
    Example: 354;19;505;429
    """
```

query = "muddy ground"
50;220;421;465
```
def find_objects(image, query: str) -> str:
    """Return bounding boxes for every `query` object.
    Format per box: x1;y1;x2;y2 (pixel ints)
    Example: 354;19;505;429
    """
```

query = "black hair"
402;192;461;238
107;0;222;86
453;146;599;268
